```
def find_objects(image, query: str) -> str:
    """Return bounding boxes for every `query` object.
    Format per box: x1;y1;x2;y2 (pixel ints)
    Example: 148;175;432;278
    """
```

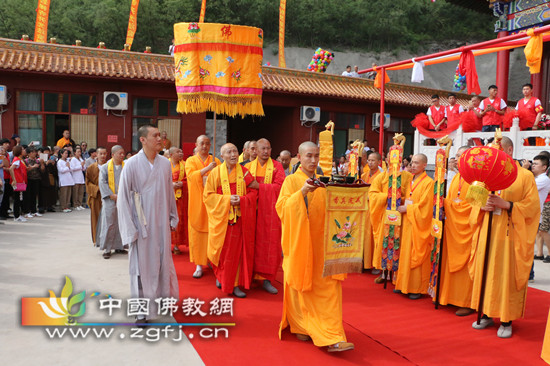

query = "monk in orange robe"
368;161;412;283
169;147;188;254
361;151;382;271
185;135;221;278
245;138;285;294
204;143;259;297
395;153;434;299
85;147;107;245
470;137;540;338
438;146;475;316
276;141;353;353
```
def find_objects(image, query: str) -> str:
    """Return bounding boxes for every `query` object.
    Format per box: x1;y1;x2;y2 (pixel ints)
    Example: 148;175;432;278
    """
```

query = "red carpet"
173;249;549;366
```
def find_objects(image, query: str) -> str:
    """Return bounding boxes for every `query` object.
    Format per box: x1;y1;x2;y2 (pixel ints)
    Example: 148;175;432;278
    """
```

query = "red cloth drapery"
458;50;481;95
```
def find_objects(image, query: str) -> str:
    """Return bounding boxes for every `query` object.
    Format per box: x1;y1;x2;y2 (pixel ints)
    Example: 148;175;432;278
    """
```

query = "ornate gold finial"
124;44;130;51
21;34;29;41
49;37;57;44
325;121;335;135
352;139;365;154
98;42;106;49
393;133;406;147
436;135;453;157
75;40;82;46
488;128;503;150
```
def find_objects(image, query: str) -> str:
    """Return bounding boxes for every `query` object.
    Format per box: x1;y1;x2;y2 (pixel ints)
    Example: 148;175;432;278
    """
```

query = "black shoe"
115;249;128;254
47;208;55;212
543;256;550;263
535;255;544;260
1;215;14;219
393;289;402;294
408;293;422;300
103;252;111;259
38;210;46;214
0;216;7;220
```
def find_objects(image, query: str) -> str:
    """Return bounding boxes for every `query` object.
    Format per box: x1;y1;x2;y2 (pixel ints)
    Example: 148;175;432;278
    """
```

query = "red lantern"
457;146;518;206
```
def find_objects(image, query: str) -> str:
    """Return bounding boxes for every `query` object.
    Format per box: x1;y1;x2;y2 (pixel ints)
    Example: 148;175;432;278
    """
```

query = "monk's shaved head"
196;135;210;144
413;153;428;164
243;141;250;149
111;145;124;154
280;150;291;158
500;136;514;157
410;154;427;175
501;136;513;149
297;141;319;176
369;152;381;161
169;146;179;155
456;146;469;159
298;141;318;155
220;143;237;156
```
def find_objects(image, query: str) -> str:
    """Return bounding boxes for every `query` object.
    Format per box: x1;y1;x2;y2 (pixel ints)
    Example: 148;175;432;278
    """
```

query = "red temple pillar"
531;72;543;99
496;30;510;100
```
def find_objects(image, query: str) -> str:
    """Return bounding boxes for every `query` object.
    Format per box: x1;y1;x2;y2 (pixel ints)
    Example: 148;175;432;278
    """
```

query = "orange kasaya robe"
395;171;434;294
361;168;381;269
368;170;413;270
171;159;188;248
469;163;540;322
203;164;257;294
245;158;285;281
85;162;102;244
276;168;347;347
185;154;221;265
438;173;474;307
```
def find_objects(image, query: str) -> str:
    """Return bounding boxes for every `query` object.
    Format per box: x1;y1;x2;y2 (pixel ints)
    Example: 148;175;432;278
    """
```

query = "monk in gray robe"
97;145;125;259
117;125;179;323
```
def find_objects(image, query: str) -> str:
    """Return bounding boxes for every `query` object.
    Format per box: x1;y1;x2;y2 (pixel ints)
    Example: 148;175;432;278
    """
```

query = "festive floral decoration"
332;217;357;248
458;144;518;206
538;113;550;130
460;110;482;132
174;23;264;117
453;64;467;91
258;29;263;41
199;67;210;79
188;23;200;36
231;69;242;82
307;47;335;73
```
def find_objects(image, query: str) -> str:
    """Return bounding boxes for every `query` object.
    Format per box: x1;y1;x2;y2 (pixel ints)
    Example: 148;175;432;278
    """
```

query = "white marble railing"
414;119;550;163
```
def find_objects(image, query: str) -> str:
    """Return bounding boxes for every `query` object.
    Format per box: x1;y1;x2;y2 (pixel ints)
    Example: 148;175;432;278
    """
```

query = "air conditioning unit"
372;113;390;129
300;106;321;122
0;85;7;105
103;91;128;110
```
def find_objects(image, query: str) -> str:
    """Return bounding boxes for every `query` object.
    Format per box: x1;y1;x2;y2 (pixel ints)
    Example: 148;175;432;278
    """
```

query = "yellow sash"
108;159;124;194
249;157;274;184
220;162;245;224
170;159;185;199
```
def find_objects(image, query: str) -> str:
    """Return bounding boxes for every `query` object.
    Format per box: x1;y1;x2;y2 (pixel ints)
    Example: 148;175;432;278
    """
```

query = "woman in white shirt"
70;147;86;210
57;148;75;213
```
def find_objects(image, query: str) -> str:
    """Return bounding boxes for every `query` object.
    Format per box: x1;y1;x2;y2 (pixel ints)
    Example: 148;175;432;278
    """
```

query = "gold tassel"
177;94;264;117
465;181;489;207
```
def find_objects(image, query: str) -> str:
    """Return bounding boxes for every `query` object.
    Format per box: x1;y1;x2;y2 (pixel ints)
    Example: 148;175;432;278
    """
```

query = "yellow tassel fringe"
177;94;264;118
465;181;489;207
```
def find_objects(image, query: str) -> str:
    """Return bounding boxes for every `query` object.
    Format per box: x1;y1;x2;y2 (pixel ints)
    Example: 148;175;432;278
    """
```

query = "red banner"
34;0;51;43
125;0;140;50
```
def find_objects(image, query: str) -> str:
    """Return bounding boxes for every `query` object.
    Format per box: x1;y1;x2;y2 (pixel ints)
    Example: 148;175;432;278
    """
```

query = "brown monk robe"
85;147;107;245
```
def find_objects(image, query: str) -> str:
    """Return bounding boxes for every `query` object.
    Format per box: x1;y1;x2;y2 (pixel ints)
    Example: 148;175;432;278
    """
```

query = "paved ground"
2;209;550;366
0;210;203;366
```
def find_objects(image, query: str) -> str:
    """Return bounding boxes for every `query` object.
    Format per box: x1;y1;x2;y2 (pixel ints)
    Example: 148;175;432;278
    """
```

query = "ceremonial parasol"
173;22;264;155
